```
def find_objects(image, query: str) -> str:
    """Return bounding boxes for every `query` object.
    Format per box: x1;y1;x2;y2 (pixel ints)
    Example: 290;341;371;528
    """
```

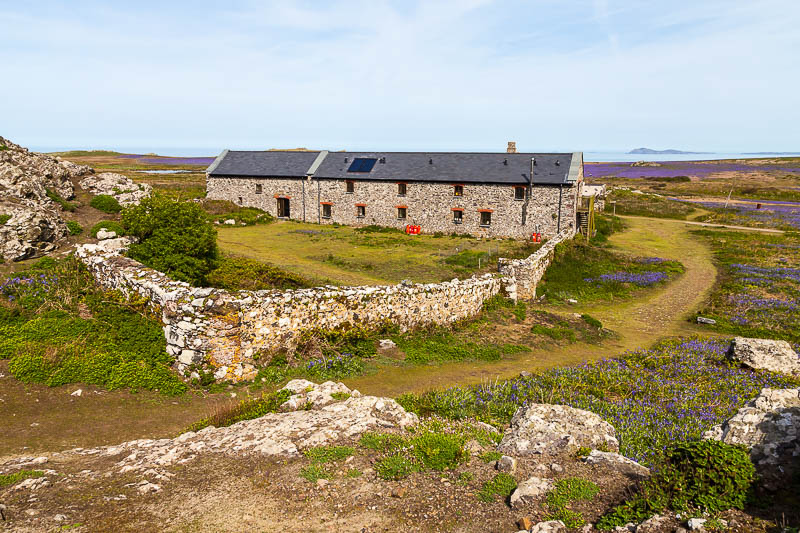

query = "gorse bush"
122;195;219;286
597;440;756;530
0;256;186;395
90;220;125;237
90;194;122;214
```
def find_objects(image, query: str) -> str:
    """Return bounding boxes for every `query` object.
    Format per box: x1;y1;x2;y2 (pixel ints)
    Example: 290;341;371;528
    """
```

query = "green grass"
543;478;600;528
184;389;292;432
300;465;329;483
46;189;76;212
530;324;576;342
477;473;517;502
216;220;541;286
66;221;83;235
479;451;502;463
395;327;528;364
0;257;186;395
691;229;800;343
304;445;355;464
537;235;684;303
207;255;312;291
0;470;45;487
605;189;696;220
0;214;11;225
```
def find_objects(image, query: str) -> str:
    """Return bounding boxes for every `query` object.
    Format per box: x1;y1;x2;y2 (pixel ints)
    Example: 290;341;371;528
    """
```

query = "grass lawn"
217;221;541;286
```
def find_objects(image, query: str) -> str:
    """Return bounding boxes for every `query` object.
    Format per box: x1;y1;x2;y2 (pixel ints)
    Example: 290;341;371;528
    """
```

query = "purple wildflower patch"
586;271;668;286
585;160;800;179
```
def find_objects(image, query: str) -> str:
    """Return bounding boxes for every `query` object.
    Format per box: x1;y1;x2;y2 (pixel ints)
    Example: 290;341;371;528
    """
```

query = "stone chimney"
507;141;517;154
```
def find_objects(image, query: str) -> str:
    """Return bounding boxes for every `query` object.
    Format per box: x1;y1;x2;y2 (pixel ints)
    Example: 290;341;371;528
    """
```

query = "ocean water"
583;152;800;163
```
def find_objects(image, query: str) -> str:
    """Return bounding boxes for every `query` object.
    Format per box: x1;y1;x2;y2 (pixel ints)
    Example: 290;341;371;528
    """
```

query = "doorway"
277;197;290;218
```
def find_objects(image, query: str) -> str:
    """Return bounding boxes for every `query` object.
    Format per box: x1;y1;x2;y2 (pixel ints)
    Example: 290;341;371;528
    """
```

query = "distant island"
628;147;709;155
743;152;800;155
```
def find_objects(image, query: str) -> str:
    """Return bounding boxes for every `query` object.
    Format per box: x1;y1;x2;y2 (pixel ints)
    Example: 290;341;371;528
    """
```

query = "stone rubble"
727;337;800;377
79;172;151;206
73;381;417;475
498;403;619;456
0;136;92;261
509;476;554;509
703;387;800;485
528;519;567;532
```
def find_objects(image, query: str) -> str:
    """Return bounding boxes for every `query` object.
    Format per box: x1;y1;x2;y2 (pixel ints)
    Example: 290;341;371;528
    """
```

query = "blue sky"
1;0;798;154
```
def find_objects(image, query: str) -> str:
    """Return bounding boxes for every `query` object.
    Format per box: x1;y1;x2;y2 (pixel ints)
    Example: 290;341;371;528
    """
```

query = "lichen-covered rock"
278;379;361;411
635;515;670;533
79;172;151;206
529;520;566;533
728;337;800;377
584;450;650;478
498;404;619;456
703;388;800;485
510;476;554;509
76;390;418;474
0;136;92;261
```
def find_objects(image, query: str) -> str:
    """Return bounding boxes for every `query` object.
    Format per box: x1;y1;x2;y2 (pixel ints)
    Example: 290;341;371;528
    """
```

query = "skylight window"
347;158;378;173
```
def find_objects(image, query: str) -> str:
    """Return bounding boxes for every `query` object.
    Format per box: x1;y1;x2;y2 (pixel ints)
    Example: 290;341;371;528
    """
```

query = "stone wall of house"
76;229;573;383
207;174;581;239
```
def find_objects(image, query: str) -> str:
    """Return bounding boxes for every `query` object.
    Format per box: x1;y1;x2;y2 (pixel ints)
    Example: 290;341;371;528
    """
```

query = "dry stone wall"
77;229;573;383
498;229;574;300
207;174;581;239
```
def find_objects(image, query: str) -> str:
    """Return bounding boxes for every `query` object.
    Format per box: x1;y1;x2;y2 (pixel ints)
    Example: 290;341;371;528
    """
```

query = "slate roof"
209;150;578;185
209;150;321;177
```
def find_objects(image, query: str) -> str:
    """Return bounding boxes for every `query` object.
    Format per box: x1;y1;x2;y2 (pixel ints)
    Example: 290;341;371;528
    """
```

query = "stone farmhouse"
206;143;585;239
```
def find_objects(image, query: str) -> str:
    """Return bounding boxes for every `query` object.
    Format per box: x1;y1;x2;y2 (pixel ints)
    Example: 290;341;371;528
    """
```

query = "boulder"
635;514;670;532
499;404;619;456
96;228;117;240
529;520;566;533
278;379;361;411
584;450;650;478
703;388;800;485
509;477;554;509
727;337;800;377
79;172;151;206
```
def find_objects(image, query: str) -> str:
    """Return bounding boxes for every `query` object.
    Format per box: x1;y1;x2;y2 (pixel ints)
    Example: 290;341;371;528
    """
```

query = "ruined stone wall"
498;229;575;300
77;239;504;382
207;174;581;239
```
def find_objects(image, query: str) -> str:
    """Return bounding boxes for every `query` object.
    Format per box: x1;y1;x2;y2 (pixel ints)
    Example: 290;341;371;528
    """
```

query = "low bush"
90;194;122;214
0;214;11;225
479;451;502;463
544;478;599;528
477;473;517;502
530;324;577;342
597;440;756;530
304;445;355;464
375;455;418;480
355;224;404;234
66;221;83;235
604;189;695;220
300;465;329;483
396;327;527;364
123;195;219;286
201;200;274;225
184;388;292;432
90;220;125;238
581;314;603;329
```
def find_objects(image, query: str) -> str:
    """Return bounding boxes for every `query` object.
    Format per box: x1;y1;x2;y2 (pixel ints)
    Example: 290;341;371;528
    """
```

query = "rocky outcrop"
0;136;92;261
728;337;800;377
703;388;800;485
498;403;619;456
510;476;554;509
80;172;151;206
75;381;418;474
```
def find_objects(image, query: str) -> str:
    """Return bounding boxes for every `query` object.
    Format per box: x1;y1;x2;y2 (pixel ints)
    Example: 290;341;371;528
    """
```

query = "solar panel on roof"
348;158;377;173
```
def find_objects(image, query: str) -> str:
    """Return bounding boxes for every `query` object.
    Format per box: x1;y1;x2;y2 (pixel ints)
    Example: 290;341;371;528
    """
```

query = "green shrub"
355;224;404;234
201;200;274;225
66;221;83;235
597;440;756;530
375;455;418;480
122;195;219;285
359;432;405;452
330;391;351;401
477;473;517;502
90;220;125;237
90;194;122;214
0;470;44;487
407;431;467;471
542;478;599;528
0;214;10;225
530;324;577;342
581;314;603;329
512;301;527;322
